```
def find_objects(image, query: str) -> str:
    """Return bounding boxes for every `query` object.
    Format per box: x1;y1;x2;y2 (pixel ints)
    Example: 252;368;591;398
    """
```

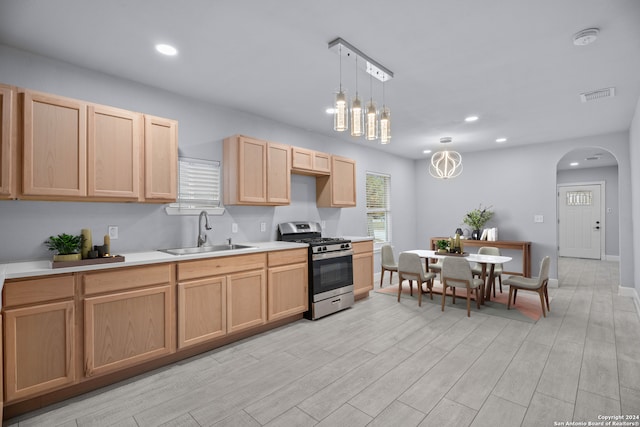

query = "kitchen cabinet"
178;253;267;337
0;84;16;199
144;115;178;202
88;104;142;199
3;275;76;402
223;134;290;205
82;264;174;377
177;276;227;349
267;249;308;321
316;155;357;207
21;90;87;198
291;146;330;176
352;240;374;298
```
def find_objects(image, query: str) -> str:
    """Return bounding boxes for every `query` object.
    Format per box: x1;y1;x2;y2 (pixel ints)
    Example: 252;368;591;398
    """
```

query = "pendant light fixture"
328;38;393;143
365;73;378;141
429;137;463;179
379;80;391;144
333;44;348;132
351;56;364;137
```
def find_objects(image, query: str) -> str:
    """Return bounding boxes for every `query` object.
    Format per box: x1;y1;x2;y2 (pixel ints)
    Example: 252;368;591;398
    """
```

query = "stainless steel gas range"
278;222;354;320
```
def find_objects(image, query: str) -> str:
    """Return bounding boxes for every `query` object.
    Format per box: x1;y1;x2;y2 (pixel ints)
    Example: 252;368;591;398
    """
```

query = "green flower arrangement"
463;205;494;230
44;233;84;255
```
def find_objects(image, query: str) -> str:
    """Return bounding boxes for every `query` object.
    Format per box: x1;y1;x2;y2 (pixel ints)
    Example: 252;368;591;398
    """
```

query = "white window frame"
366;171;392;249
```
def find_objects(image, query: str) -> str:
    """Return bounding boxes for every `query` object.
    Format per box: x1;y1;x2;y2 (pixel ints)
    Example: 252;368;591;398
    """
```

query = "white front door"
558;184;602;259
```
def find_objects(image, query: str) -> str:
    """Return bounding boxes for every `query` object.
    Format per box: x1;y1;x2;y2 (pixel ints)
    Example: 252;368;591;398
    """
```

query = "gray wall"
557;165;619;257
630;96;640;299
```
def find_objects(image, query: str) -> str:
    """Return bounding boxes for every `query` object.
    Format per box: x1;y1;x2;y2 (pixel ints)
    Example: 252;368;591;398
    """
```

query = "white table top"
403;249;512;264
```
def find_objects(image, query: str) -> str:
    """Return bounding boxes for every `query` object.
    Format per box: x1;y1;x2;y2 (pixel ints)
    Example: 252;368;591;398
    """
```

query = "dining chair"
441;256;484;317
471;246;503;297
427;258;443;283
380;244;398;288
504;256;551;317
397;252;436;307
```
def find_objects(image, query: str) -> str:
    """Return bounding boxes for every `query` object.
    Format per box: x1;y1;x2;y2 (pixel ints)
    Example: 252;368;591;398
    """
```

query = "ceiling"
1;0;639;165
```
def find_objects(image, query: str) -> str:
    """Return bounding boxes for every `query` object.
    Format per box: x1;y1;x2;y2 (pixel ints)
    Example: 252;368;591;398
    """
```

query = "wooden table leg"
480;263;487;304
485;264;496;301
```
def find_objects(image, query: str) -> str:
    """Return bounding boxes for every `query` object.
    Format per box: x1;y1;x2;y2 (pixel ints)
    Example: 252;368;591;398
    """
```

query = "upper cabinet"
22;90;87;198
223;134;290;206
88;104;142;200
291;146;330;176
15;86;177;203
0;84;16;199
316;155;357;207
144;115;178;202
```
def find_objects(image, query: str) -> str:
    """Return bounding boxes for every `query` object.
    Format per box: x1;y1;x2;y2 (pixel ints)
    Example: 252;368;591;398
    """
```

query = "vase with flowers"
463;205;494;240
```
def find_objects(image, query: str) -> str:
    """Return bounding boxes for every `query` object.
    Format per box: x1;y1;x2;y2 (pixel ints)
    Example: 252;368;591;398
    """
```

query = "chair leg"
538;288;547;317
389;271;394;285
507;287;514;310
544;284;550;311
409;280;413;296
466;288;471;317
492;277;496;298
441;284;447;311
380;269;385;288
476;288;481;309
452;287;456;304
397;274;402;303
418;281;423;307
429;279;434;300
498;275;503;293
513;288;518;303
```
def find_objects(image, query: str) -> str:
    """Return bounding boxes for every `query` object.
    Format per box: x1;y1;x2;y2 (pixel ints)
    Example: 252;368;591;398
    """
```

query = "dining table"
402;249;512;304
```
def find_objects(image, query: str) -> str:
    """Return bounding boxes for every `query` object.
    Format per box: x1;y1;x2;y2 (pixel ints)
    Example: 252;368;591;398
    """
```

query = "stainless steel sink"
158;244;255;255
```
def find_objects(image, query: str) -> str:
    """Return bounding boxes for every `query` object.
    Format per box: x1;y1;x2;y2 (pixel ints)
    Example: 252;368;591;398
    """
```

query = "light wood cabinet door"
88;104;142;199
224;135;267;205
352;241;374;297
0;84;16;199
177;276;227;349
227;269;266;334
316;155;356;207
267;262;308;321
4;300;75;401
144;115;177;202
22;90;87;197
291;146;330;176
84;285;172;377
267;142;291;205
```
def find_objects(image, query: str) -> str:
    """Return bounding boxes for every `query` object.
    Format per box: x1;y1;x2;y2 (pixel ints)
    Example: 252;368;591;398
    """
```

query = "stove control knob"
322;246;327;252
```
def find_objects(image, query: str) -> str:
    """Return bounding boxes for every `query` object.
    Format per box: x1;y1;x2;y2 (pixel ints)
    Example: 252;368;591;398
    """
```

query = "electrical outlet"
260;222;266;232
232;223;238;233
321;220;326;229
108;225;119;239
534;215;544;223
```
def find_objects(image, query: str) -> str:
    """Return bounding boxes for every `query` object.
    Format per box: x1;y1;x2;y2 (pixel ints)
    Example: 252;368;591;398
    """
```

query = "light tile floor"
5;258;640;426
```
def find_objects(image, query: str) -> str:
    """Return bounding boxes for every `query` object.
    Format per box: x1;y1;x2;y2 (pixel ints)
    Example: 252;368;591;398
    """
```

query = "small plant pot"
437;249;448;254
53;253;82;262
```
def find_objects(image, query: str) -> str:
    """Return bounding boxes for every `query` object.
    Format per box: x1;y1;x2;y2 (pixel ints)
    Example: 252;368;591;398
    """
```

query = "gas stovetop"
277;222;352;254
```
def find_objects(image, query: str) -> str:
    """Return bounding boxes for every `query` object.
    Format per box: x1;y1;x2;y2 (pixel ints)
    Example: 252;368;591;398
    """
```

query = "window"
366;172;391;246
165;157;225;215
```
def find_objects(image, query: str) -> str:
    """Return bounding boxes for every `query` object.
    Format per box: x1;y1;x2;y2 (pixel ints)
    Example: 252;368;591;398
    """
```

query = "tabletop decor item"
436;239;449;254
463;205;494;239
44;233;84;261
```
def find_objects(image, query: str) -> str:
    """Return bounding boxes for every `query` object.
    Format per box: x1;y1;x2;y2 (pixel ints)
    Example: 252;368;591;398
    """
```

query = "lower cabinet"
267;249;308;321
3;275;76;402
227;270;267;333
177;276;227;349
82;265;174;377
352;240;374;298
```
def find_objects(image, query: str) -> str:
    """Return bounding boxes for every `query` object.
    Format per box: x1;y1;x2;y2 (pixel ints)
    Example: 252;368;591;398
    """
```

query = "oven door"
311;250;353;301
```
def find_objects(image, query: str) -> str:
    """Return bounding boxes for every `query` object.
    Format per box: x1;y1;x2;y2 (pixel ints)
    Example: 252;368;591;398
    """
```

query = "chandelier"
429;137;463;179
329;38;393;144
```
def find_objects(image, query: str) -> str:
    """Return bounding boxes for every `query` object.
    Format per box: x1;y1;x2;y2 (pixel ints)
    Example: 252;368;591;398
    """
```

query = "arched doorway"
556;147;620;267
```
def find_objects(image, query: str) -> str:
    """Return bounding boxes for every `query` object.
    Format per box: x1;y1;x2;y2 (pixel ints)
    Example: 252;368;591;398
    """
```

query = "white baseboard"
605;254;621;262
618;286;640;318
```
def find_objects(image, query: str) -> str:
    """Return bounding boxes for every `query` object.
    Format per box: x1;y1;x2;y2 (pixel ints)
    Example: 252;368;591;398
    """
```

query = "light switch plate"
108;226;119;239
534;215;544;223
232;223;238;233
260;222;266;232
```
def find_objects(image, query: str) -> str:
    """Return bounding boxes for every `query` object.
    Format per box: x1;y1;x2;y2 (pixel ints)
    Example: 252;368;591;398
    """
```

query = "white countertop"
0;241;308;281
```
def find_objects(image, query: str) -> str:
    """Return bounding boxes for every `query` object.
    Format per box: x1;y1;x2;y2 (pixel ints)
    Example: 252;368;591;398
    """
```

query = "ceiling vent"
580;87;616;103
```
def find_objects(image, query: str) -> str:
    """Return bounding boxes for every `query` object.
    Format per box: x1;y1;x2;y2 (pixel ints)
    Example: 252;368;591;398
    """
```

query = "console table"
430;237;531;277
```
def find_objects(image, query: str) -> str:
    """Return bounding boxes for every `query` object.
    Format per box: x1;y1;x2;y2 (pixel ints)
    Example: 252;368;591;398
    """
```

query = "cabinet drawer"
82;264;172;295
268;248;307;267
352;240;373;255
3;275;75;307
178;253;266;281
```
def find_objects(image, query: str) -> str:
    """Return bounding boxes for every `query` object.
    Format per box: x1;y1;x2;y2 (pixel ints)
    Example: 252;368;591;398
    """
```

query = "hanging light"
379;80;391;144
351;56;364;137
365;74;378;141
333;44;348;132
429;137;463;179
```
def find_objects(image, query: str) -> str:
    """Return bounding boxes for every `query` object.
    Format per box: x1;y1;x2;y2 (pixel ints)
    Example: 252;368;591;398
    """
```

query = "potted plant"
463;205;494;240
45;233;84;261
436;239;449;254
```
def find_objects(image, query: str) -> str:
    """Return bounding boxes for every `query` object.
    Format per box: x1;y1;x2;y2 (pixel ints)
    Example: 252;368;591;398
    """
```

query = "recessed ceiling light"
155;44;178;56
570;162;579;167
423;149;432;154
496;137;507;143
464;115;479;122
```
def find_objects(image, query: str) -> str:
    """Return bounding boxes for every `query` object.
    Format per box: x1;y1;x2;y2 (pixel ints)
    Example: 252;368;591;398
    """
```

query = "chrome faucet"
197;210;212;247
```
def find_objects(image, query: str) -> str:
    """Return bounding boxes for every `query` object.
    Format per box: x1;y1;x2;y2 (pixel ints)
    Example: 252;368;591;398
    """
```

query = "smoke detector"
573;28;599;46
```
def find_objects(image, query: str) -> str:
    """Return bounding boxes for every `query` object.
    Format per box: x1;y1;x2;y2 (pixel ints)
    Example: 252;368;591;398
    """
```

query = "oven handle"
312;250;354;261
